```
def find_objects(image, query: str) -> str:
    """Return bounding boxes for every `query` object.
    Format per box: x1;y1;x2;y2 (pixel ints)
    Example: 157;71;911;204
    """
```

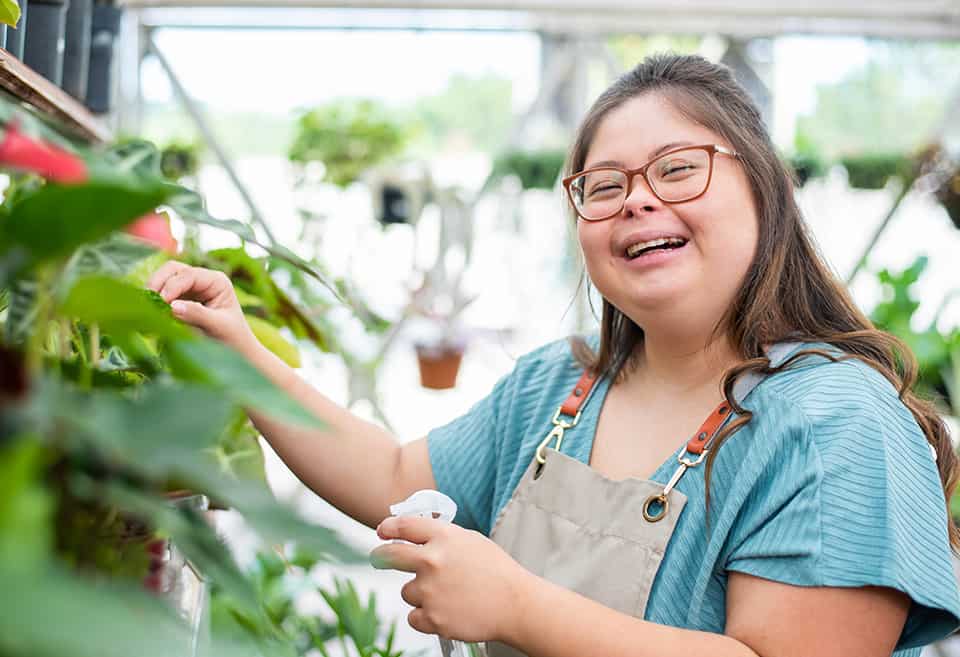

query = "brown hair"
567;53;959;550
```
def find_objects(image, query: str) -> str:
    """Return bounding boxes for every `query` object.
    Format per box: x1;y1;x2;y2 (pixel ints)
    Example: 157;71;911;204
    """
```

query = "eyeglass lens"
570;148;712;220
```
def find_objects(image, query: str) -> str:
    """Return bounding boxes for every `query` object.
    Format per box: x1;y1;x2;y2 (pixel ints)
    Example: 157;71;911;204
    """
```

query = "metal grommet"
718;406;728;415
642;494;669;523
697;432;707;441
574;388;583;396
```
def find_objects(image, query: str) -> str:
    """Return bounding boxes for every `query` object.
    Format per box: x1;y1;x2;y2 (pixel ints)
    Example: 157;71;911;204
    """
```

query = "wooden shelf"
0;48;111;143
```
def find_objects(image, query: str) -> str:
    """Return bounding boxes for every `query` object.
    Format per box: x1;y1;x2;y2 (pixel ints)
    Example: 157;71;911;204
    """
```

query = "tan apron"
482;344;797;657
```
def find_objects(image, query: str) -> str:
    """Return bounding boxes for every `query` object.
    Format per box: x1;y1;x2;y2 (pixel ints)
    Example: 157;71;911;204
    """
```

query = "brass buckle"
535;407;582;466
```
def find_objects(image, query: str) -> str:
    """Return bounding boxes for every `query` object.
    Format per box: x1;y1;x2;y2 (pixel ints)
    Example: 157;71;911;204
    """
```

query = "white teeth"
626;237;687;258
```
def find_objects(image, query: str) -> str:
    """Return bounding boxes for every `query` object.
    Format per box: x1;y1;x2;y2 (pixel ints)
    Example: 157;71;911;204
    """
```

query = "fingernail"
171;300;186;315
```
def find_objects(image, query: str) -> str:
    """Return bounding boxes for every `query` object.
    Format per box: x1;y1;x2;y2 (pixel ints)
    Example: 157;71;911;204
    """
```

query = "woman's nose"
622;174;663;218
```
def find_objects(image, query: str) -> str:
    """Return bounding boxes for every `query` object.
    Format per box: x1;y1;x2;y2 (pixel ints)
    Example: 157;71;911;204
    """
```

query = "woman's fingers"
169;299;216;333
146;260;189;295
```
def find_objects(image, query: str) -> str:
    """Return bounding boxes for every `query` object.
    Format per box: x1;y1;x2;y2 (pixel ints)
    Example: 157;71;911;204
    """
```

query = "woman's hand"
147;261;256;353
370;516;537;644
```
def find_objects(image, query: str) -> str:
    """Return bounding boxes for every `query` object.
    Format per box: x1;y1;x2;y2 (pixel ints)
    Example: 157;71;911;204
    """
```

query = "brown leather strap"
559;371;599;417
558;372;731;455
684;402;731;455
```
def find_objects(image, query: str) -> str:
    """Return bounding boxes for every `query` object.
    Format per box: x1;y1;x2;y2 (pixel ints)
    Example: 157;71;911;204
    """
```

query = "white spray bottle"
389;490;474;657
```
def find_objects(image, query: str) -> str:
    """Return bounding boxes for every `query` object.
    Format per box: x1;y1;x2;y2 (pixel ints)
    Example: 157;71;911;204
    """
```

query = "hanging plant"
935;165;960;230
840;152;912;190
288;99;409;188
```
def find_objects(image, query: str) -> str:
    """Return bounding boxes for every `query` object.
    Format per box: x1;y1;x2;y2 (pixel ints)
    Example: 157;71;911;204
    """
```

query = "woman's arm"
508;571;909;657
373;517;910;657
148;261;437;528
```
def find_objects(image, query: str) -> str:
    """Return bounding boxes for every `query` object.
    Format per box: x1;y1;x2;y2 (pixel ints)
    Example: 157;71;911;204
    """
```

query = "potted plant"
408;273;476;390
22;0;69;85
4;0;25;59
85;0;123;114
61;0;92;101
0;96;412;657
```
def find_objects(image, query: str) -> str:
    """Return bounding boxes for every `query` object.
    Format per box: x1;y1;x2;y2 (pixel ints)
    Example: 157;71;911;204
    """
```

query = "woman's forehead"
585;94;720;167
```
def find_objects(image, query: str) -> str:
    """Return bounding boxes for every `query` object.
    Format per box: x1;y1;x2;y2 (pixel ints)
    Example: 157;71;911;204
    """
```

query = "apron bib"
482;343;798;657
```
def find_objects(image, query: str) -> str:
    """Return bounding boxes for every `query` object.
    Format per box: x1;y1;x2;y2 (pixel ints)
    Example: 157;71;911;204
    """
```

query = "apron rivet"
719;406;728;415
697;432;707;440
574;388;583;396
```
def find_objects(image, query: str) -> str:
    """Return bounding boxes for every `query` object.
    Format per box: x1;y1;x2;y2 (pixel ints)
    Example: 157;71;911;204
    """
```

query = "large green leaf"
0;179;170;266
60;275;191;340
32;378;358;565
166;338;323;429
0;0;20;27
0;438;52;573
0;564;193;657
166;186;346;305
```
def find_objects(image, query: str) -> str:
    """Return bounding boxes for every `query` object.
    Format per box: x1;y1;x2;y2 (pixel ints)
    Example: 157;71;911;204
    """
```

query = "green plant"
211;546;405;657
869;255;959;413
160;139;203;182
288;100;409;188
839;152;913;190
784;152;827;187
490;149;566;190
0;98;403;656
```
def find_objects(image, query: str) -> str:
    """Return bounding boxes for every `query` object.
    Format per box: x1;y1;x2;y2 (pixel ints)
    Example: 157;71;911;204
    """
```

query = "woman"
149;53;960;656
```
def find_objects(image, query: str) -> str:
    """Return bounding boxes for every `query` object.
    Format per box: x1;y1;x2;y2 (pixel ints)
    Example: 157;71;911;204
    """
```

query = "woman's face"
576;93;760;334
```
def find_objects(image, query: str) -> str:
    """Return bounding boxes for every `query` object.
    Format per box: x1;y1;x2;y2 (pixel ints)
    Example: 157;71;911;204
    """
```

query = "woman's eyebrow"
583;141;699;170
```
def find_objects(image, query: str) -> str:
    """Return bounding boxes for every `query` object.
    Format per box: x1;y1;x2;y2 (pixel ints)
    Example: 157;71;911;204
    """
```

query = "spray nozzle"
389;489;457;524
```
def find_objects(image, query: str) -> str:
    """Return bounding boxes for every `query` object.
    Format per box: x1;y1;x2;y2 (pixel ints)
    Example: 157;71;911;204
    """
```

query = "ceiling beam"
129;4;960;39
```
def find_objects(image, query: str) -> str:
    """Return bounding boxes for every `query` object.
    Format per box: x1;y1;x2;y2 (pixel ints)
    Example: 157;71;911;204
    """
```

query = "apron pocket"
541;511;660;618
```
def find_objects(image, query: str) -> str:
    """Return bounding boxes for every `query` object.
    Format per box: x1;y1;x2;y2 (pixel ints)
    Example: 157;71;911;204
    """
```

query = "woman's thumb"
170;299;213;331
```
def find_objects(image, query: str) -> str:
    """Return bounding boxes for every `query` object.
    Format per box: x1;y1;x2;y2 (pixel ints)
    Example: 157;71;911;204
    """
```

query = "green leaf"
0;564;194;657
2;277;38;345
0;0;19;28
246;315;300;368
0;438;52;572
0;178;170;267
60;275;191;340
103;139;163;179
165;337;322;428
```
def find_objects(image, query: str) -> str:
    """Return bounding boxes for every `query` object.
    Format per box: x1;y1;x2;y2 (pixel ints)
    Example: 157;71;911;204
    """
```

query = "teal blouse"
427;338;960;654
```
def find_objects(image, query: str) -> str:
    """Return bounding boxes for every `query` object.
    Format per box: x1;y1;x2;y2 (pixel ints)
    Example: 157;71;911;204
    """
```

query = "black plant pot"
61;0;91;100
85;3;121;114
23;0;69;85
6;0;27;60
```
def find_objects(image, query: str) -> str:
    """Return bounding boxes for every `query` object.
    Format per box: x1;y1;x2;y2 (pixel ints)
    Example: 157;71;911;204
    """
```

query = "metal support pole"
844;79;960;285
144;29;278;246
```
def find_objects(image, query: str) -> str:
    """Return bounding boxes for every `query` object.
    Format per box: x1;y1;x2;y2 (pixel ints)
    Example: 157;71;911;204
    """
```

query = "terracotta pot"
415;344;464;390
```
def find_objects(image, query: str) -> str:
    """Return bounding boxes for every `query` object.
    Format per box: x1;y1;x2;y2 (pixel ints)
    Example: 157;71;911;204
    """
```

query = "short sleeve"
724;361;960;650
427;372;513;533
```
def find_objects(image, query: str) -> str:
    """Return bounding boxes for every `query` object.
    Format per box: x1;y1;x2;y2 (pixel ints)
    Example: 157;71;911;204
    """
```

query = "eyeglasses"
562;144;739;222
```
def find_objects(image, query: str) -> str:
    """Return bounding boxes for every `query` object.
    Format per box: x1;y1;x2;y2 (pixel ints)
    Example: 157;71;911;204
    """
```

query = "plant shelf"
0;47;111;143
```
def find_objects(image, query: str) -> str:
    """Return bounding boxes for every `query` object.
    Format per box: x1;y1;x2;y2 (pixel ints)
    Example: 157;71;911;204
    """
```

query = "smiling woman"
148;53;960;657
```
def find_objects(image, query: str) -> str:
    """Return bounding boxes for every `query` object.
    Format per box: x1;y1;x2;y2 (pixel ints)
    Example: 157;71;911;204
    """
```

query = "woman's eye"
588;182;622;196
658;161;698;177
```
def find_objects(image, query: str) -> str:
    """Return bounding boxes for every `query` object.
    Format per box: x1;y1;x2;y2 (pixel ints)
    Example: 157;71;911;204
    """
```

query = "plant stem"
89;323;100;367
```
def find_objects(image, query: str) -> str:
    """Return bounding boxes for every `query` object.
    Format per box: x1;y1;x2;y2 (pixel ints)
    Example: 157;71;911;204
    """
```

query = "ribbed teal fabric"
428;338;960;653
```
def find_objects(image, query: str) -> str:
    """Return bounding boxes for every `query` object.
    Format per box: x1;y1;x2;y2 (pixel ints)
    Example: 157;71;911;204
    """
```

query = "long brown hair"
567;53;959;550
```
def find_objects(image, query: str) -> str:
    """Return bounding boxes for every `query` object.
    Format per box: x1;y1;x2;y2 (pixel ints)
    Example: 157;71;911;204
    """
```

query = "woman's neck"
628;327;740;398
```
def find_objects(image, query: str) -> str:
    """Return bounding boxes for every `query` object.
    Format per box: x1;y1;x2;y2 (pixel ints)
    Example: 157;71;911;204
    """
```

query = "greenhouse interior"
1;1;960;656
